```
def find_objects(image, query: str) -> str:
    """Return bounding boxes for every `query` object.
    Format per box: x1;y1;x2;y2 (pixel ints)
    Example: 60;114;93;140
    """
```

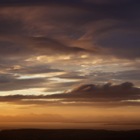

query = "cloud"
0;0;139;98
28;37;90;55
63;82;140;102
0;0;140;59
44;81;82;92
111;70;140;81
0;0;82;6
0;68;82;92
97;30;140;59
37;82;140;106
57;72;86;79
0;82;139;107
11;64;64;74
0;16;25;35
86;70;140;85
0;41;32;57
0;113;67;123
0;74;46;91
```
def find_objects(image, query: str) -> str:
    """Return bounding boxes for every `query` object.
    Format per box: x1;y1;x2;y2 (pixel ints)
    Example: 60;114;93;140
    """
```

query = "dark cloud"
0;41;31;57
11;64;64;74
0;16;25;35
1;35;90;57
97;31;140;59
0;0;139;59
0;94;46;102
29;37;89;55
0;74;46;91
0;0;82;6
68;82;139;100
86;70;140;83
0;74;16;83
44;82;140;106
112;70;140;81
0;82;139;107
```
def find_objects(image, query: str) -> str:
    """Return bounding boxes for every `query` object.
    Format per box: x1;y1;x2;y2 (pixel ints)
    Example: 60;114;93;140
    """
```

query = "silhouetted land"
0;129;140;140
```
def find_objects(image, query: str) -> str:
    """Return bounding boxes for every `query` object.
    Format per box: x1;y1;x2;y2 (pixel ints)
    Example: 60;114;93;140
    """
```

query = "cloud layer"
0;0;139;106
0;82;139;107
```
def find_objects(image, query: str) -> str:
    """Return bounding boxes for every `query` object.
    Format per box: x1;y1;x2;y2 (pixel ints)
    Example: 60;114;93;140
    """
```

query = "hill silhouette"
0;129;140;140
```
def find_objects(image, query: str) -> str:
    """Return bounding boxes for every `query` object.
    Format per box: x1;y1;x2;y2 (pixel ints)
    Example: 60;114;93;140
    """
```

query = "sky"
0;0;140;130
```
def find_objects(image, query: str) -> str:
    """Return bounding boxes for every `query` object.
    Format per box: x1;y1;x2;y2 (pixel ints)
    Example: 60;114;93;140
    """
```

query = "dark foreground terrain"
0;129;140;140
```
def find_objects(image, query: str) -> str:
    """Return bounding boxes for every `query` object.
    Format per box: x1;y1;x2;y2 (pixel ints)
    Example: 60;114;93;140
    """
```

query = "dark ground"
0;129;140;140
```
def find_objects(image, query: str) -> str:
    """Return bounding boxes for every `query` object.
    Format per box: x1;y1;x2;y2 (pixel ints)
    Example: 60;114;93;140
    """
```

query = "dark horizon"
0;129;140;140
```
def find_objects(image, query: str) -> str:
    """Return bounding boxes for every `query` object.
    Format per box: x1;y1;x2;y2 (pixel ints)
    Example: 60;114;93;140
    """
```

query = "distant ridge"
0;129;140;140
